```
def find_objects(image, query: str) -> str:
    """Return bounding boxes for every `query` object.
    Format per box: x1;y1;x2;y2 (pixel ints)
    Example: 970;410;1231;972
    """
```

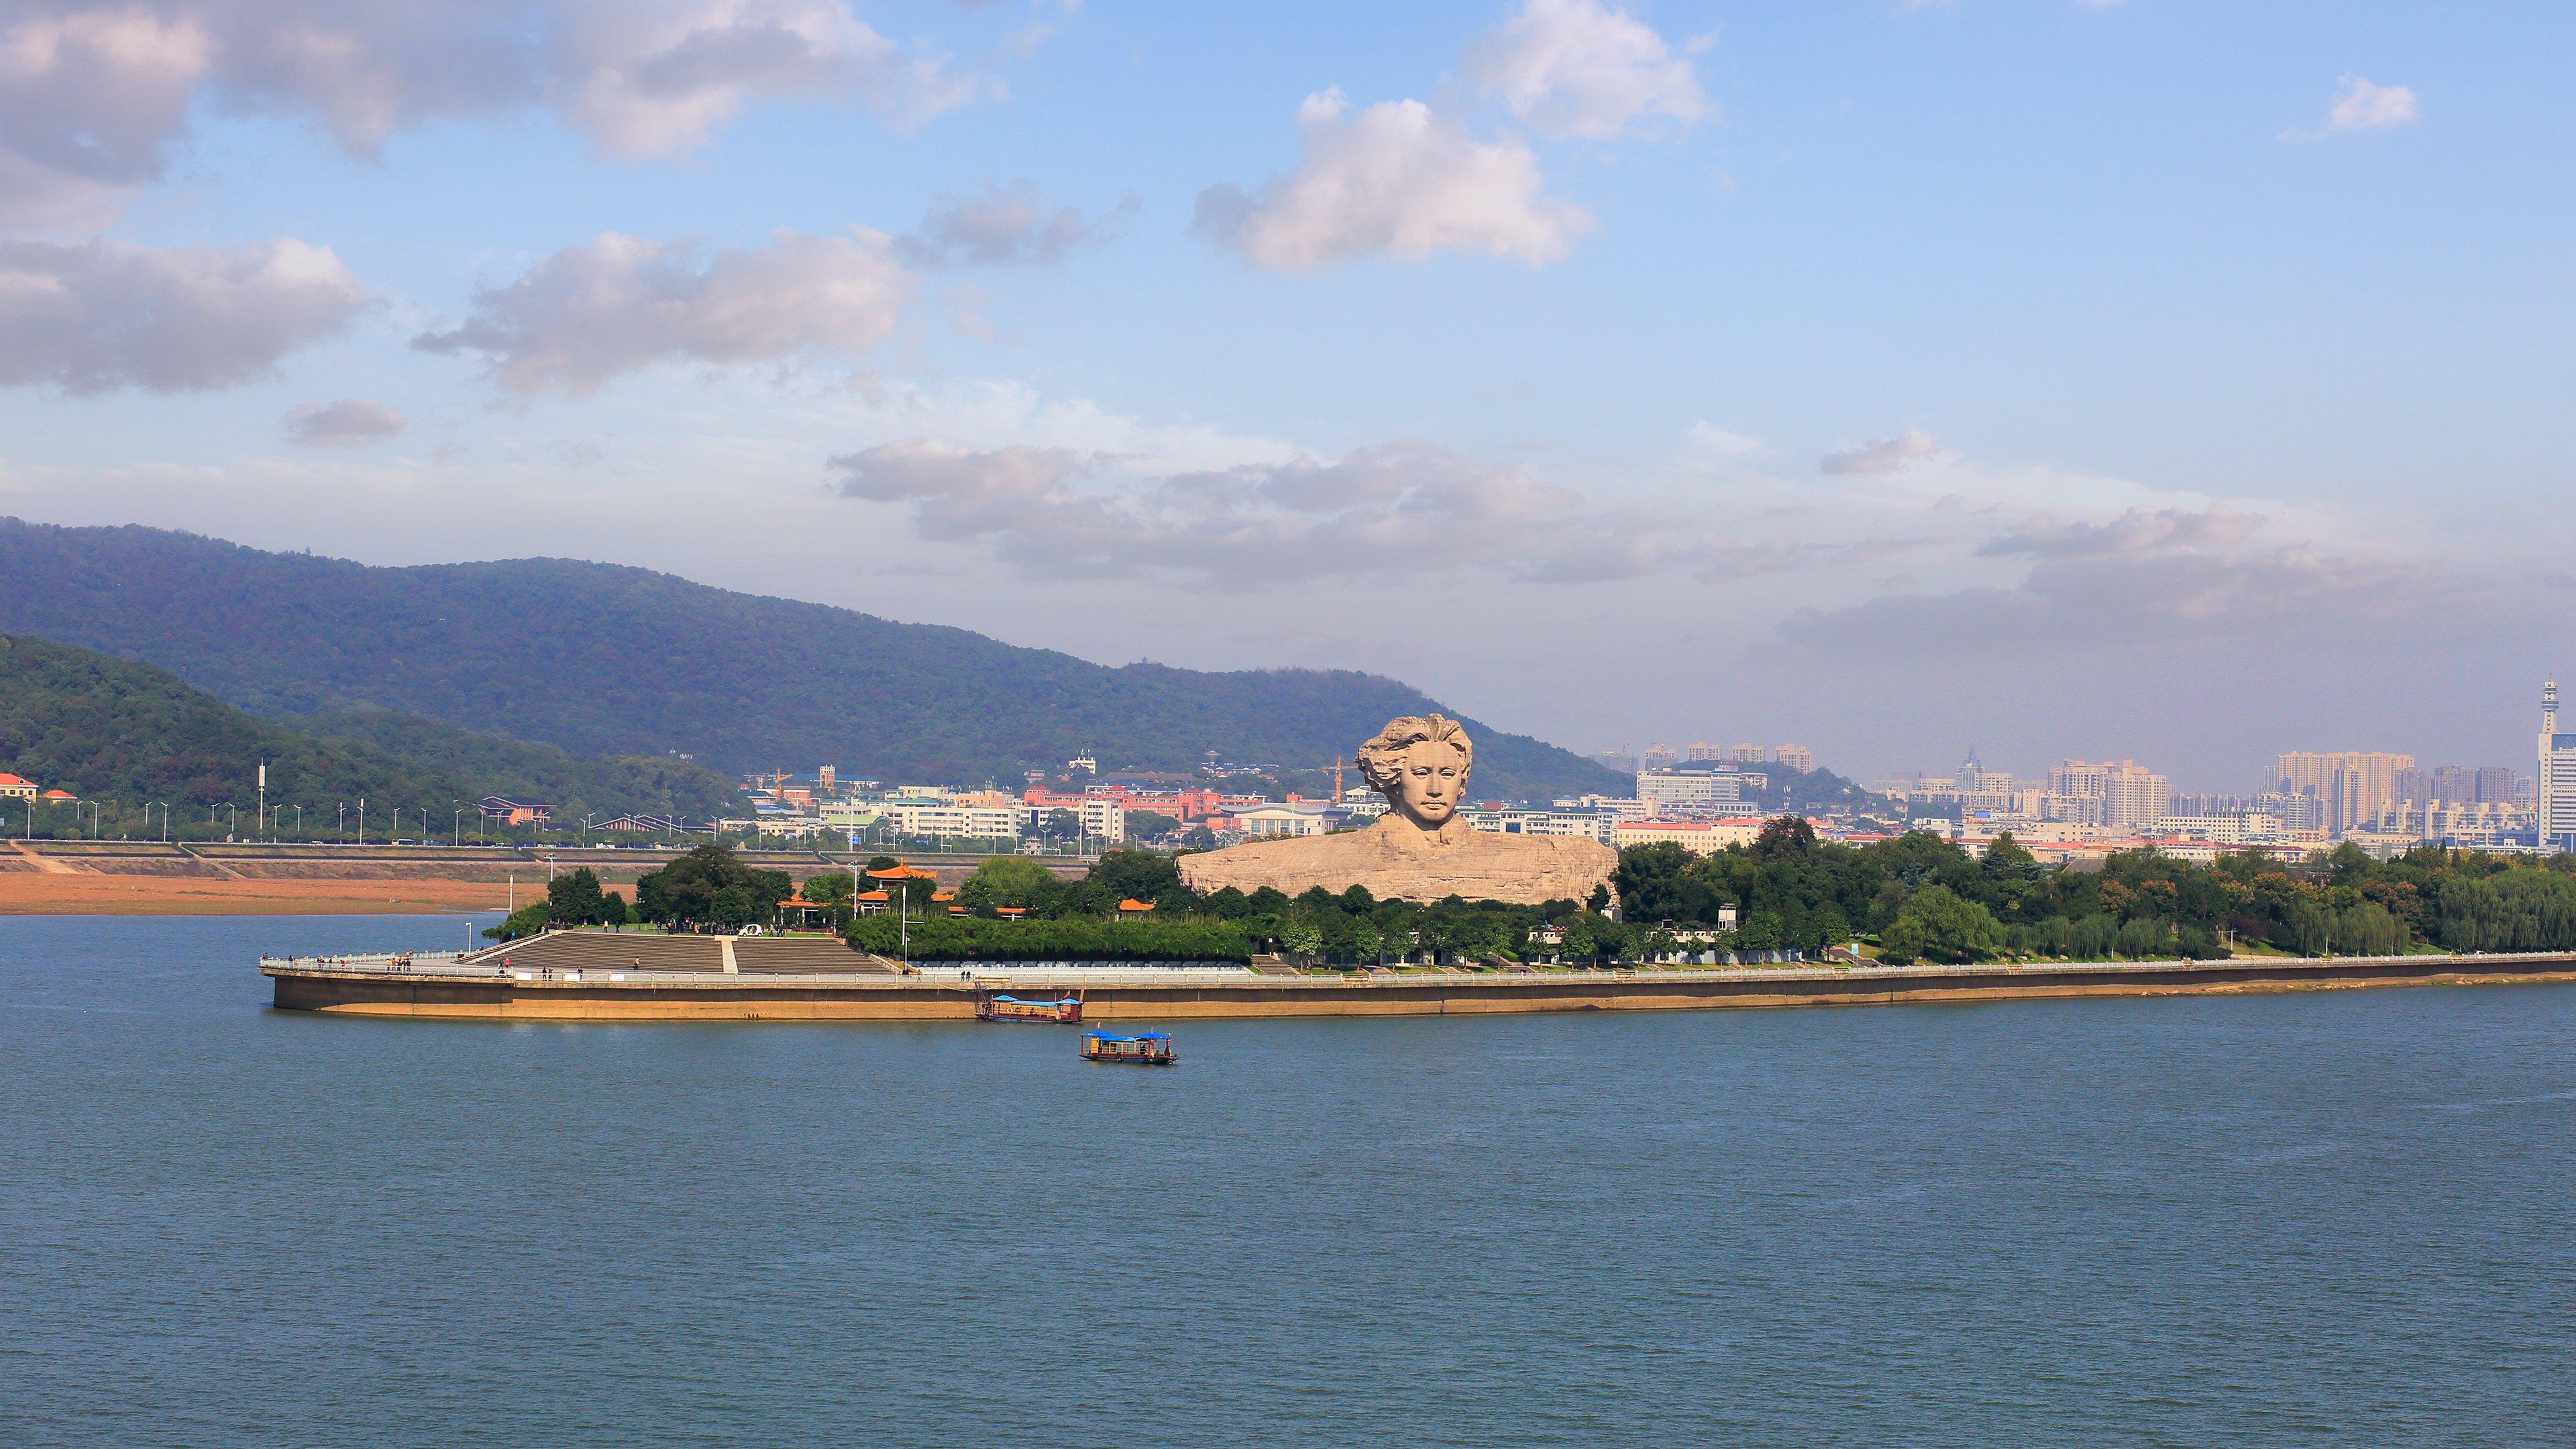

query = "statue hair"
1356;714;1473;796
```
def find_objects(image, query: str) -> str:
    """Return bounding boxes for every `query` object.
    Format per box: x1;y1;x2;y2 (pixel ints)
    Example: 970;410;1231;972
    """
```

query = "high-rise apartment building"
1729;743;1766;763
1774;744;1815;772
2273;751;2415;835
2047;760;2170;831
1685;743;1726;762
2476;766;2520;804
2540;681;2576;849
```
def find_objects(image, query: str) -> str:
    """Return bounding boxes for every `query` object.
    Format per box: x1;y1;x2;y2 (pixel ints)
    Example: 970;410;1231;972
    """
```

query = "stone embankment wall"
264;951;2576;1022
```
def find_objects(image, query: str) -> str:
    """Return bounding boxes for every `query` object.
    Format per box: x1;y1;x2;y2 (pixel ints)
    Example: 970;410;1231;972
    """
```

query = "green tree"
1878;885;2004;965
1613;842;1703;923
1750;816;1819;862
1556;910;1631;965
547;867;609;926
1085;849;1184;904
957;855;1063;913
634;843;792;927
483;900;553;941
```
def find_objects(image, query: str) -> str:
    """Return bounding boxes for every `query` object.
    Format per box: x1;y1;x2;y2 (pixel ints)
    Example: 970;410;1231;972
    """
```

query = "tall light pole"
338;802;345;843
256;759;266;838
357;797;365;847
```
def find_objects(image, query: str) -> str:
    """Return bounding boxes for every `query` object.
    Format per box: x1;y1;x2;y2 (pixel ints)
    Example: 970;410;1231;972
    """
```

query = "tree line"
486;828;2576;967
1613;819;2576;964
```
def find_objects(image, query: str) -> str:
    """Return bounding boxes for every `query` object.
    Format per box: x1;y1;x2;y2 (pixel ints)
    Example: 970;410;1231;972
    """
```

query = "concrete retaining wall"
262;952;2576;1022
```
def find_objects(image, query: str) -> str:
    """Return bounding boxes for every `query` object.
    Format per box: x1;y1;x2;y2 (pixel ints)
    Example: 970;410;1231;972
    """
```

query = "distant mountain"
293;708;743;820
0;635;743;822
0;519;1625;801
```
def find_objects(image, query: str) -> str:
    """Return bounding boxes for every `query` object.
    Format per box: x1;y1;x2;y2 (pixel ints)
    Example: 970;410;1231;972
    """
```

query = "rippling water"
3;914;2573;1446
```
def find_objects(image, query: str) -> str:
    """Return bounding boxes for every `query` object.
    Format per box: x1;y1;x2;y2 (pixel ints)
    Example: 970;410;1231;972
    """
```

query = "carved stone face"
1386;740;1466;827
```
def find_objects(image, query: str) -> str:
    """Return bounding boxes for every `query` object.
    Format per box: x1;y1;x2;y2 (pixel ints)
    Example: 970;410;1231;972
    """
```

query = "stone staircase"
464;930;896;975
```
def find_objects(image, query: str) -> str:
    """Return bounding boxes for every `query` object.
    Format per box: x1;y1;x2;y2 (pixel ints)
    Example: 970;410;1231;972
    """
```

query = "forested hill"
0;520;1625;800
0;635;743;821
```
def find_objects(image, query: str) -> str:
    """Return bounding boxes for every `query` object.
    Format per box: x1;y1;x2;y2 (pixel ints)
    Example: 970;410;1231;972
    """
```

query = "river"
3;914;2571;1446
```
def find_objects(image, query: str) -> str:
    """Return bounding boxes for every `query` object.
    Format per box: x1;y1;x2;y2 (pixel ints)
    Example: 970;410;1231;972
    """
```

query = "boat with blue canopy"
1081;1030;1177;1065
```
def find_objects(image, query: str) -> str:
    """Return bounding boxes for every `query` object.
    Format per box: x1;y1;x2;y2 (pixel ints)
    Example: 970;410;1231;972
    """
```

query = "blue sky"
1;0;2569;788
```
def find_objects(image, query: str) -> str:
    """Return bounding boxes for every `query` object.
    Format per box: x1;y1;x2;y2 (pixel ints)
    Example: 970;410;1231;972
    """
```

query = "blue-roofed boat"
1081;1030;1177;1065
976;990;1083;1024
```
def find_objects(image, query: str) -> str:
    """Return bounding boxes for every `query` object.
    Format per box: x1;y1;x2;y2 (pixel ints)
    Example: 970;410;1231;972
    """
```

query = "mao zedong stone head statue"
1177;713;1616;906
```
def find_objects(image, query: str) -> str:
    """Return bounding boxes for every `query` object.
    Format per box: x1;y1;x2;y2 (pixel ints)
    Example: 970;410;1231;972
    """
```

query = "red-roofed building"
0;773;34;800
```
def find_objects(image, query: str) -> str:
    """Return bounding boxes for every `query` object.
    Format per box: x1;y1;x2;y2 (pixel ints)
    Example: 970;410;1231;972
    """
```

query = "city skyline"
0;1;2568;779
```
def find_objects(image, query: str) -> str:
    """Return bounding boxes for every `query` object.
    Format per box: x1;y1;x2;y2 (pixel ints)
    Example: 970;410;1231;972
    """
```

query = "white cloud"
552;0;986;158
284;398;407;446
1819;430;1941;474
1461;0;1709;142
830;437;1690;582
0;236;368;392
1684;421;1768;460
1195;89;1593;270
0;1;997;227
2322;74;2418;134
411;227;916;394
1977;504;2264;559
895;181;1134;267
1771;548;2471;659
0;7;213;228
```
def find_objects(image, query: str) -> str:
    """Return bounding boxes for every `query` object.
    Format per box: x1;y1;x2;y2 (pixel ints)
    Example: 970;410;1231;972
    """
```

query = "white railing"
260;949;2576;987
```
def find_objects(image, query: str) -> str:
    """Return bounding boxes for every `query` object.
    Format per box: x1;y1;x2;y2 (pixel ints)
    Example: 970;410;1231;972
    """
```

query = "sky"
1;0;2569;791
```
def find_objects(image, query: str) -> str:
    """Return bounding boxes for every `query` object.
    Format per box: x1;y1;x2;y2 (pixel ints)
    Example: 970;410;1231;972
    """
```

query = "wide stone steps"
467;930;894;975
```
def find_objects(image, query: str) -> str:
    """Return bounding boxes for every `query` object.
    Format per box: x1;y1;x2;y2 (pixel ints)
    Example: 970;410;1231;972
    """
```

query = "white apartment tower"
2540;680;2576;849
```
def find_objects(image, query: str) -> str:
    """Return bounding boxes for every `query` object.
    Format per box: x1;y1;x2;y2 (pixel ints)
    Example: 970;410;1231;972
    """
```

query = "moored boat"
977;990;1083;1024
1081;1030;1177;1065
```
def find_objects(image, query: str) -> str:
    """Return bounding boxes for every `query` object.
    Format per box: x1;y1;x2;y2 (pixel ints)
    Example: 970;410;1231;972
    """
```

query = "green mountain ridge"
0;635;744;824
0;519;1625;800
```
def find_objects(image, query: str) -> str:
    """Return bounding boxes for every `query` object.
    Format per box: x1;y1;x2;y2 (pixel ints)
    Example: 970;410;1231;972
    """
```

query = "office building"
2541;681;2576;849
1637;769;1747;814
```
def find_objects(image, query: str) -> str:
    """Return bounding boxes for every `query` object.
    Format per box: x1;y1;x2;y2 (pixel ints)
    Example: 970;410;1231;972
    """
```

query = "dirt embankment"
0;841;1028;914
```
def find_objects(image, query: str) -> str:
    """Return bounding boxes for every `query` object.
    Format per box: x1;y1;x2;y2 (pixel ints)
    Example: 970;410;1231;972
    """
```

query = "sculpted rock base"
1178;816;1615;906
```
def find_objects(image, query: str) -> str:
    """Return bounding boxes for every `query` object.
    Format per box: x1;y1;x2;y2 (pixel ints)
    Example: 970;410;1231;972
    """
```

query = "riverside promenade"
260;930;2576;1021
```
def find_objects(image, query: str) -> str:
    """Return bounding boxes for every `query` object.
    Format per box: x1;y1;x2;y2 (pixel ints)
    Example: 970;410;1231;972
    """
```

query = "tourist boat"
976;990;1083;1024
1081;1030;1177;1065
